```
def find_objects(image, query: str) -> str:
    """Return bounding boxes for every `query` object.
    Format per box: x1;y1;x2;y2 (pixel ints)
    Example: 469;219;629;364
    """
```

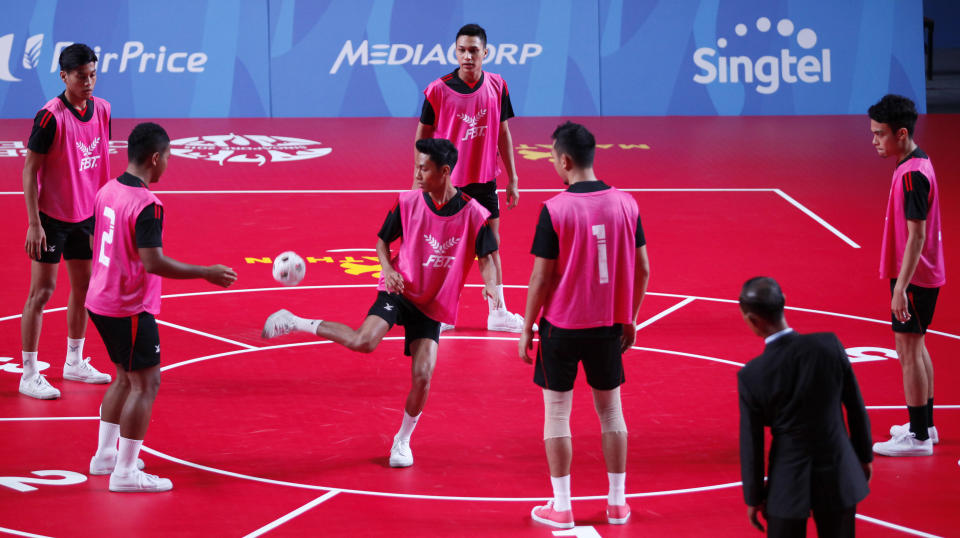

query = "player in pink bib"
868;95;946;458
18;44;114;400
262;138;499;468
519;122;650;528
416;24;528;333
86;123;237;492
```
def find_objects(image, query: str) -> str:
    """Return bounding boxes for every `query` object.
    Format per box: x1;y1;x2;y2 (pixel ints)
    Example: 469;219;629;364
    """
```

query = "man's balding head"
739;277;785;325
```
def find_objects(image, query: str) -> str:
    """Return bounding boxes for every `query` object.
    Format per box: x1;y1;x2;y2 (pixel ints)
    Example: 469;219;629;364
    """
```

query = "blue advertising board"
0;0;926;118
0;0;270;119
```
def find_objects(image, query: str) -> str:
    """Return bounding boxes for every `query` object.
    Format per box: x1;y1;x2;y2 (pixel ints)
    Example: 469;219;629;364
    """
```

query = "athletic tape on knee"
594;387;627;434
543;389;573;440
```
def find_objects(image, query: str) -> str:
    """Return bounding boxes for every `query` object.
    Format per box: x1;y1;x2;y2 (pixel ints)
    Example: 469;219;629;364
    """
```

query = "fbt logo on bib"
693;16;830;95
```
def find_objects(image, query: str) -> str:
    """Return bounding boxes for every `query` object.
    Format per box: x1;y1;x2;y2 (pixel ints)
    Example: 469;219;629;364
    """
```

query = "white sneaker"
262;309;296;339
64;357;111;384
109;469;172;492
487;309;536;333
890;422;939;444
389;435;413;468
19;374;60;399
440;323;455;332
873;432;933;457
90;454;145;475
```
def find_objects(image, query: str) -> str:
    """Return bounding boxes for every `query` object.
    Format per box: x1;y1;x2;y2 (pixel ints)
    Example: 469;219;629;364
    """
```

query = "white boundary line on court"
0;187;858;247
0;527;53;538
0;416;99;422
855;514;942;538
636;297;696;330
243;491;341;538
155;320;258;350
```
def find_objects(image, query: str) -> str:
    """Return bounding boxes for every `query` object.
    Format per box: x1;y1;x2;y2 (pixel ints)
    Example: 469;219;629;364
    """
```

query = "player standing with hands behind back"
416;23;528;333
85;123;236;492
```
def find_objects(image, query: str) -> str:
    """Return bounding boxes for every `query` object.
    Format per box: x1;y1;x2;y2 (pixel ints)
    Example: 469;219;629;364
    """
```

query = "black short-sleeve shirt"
116;173;163;248
899;149;931;221
419;69;515;126
378;189;497;257
27;92;111;154
531;181;645;259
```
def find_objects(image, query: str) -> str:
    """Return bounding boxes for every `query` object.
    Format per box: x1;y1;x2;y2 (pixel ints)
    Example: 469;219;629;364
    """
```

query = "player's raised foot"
889;422;939;444
262;309;296;339
487;309;535;333
439;323;455;332
873;432;933;457
89;454;145;475
19;374;60;400
109;469;172;493
607;503;631;524
64;357;111;384
389;435;413;468
530;501;574;529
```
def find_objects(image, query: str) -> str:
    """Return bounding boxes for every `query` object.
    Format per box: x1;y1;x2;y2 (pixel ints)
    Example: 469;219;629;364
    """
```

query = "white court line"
1;188;777;195
866;405;960;410
636;297;696;330
0;527;53;538
856;514;942;538
326;248;376;252
633;347;746;367
243;491;341;538
773;189;861;248
155;319;258;350
0;416;98;422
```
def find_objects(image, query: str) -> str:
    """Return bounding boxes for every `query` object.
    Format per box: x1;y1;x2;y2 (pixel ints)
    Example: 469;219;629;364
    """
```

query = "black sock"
908;405;929;441
927;397;934;427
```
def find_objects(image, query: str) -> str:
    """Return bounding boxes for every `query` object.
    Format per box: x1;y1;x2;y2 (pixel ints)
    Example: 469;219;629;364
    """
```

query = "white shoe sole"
872;443;933;457
608;514;630;524
389;456;413;468
109;474;172;493
63;373;111;384
19;386;60;400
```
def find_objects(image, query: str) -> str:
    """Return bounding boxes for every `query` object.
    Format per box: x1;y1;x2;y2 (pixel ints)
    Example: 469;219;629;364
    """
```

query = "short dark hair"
128;122;171;165
868;94;918;137
739;277;785;324
456;24;487;47
552;121;596;169
416;138;458;172
59;43;97;73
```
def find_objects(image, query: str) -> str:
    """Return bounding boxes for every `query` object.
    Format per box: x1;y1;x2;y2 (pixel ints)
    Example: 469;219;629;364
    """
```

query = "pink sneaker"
531;501;574;529
607;503;631;524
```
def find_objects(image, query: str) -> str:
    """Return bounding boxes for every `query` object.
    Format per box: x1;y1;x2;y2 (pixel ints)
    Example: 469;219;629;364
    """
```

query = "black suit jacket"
738;331;873;519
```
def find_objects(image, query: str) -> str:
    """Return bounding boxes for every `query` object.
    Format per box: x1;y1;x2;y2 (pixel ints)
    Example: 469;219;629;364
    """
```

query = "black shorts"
367;291;441;356
533;317;625;392
88;310;161;371
890;280;939;334
461;181;499;219
36;212;94;263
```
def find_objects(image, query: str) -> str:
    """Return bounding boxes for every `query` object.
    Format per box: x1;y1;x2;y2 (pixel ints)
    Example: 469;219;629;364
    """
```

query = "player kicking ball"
86;123;237;492
262;138;498;468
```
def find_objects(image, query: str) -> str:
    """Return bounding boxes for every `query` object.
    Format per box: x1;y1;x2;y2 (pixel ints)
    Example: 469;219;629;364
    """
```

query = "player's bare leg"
532;388;575;528
90;367;144;475
109;364;170;492
485;217;528;333
314;316;390;354
62;259;110;384
593;387;630;523
390;338;437;468
18;261;60;399
874;333;933;456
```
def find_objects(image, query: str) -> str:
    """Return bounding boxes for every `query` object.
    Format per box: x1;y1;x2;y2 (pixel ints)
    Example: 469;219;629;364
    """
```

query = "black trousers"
767;505;857;538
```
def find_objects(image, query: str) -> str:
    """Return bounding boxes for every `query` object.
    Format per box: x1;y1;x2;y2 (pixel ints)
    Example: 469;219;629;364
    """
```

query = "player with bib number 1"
519;122;649;528
84;123;236;492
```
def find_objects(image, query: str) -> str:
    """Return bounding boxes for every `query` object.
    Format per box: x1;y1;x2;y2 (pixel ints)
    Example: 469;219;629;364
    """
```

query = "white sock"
293;315;322;334
488;284;506;312
94;421;121;459
21;351;38;378
396;410;421;441
116;437;143;475
551;475;572;511
66;337;84;366
608;472;626;506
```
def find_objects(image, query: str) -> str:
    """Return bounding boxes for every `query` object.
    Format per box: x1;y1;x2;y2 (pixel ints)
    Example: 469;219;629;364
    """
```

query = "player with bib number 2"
85;123;237;492
519;122;649;529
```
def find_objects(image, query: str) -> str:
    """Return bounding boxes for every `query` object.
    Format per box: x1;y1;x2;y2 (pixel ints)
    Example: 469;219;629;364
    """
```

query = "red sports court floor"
0;115;957;537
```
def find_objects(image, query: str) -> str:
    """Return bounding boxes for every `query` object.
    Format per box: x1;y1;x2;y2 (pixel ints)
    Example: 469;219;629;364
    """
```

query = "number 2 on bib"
98;206;116;267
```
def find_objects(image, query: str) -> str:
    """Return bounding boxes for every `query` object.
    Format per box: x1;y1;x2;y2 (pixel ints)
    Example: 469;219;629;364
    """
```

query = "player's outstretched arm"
22;150;46;260
139;247;237;288
518;256;555;364
375;237;404;293
497;120;520;209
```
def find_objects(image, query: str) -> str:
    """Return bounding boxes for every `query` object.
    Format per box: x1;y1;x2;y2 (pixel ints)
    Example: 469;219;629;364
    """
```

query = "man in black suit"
737;277;873;537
